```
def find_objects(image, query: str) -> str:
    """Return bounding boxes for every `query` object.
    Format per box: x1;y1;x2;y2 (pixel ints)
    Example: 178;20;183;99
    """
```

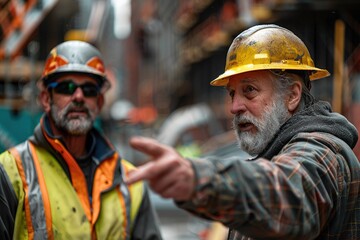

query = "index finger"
125;162;155;184
129;136;168;158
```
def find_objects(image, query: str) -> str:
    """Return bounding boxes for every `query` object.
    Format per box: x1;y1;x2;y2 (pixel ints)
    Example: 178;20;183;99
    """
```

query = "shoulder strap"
10;141;53;240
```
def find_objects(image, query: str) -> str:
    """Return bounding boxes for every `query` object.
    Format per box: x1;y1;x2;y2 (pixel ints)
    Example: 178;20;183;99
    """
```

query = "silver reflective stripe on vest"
15;141;49;240
120;164;132;240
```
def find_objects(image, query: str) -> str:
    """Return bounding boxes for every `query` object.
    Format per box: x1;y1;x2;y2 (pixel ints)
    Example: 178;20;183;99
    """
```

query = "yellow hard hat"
210;24;330;86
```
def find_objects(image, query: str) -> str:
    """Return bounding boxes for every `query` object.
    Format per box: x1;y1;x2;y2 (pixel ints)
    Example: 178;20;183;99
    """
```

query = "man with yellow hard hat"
126;24;360;239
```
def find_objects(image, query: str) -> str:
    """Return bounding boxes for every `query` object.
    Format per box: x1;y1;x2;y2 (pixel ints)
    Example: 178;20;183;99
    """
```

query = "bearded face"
232;95;291;156
50;101;96;135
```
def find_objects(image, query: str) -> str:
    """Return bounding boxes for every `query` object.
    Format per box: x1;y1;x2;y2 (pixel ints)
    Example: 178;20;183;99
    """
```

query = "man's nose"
71;86;85;100
230;95;247;115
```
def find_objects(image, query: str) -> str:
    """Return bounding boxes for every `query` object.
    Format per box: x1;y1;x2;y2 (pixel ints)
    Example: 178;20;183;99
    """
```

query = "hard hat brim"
42;63;110;91
210;64;330;86
44;63;106;80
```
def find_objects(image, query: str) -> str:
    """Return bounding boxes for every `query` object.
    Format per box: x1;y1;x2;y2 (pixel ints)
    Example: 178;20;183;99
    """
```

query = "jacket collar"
32;114;117;162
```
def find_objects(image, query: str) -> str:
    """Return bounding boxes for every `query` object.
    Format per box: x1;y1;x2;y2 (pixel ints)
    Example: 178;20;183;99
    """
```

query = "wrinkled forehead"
226;70;276;88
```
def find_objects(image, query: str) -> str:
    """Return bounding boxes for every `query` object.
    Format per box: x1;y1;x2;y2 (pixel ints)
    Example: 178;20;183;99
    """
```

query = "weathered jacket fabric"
178;101;360;240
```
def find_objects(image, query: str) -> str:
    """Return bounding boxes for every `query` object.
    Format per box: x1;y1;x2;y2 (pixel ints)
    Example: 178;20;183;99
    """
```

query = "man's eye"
228;90;235;99
244;85;255;93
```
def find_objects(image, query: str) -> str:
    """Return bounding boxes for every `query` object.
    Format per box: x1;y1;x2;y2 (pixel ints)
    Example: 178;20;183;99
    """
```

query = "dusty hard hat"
41;40;110;91
211;24;330;86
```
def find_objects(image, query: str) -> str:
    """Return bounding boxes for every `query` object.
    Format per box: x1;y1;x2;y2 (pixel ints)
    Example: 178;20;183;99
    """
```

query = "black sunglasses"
47;80;100;97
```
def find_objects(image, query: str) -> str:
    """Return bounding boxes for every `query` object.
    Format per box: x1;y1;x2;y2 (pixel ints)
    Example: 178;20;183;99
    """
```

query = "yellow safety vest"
0;140;144;240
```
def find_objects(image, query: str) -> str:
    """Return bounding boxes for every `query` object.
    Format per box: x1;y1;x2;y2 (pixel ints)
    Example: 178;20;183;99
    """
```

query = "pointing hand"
126;136;196;201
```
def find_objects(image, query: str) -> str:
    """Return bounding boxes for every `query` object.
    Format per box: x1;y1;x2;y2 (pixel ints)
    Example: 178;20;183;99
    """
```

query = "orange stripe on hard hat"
86;56;106;74
42;54;69;78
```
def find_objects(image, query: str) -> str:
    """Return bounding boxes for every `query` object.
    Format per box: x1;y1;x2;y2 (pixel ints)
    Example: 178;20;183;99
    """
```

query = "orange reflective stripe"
42;126;91;222
52;140;91;221
9;147;35;240
91;154;117;225
29;142;54;240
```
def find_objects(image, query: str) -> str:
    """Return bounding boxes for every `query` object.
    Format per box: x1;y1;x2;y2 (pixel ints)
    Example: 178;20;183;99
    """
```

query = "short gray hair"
269;70;315;111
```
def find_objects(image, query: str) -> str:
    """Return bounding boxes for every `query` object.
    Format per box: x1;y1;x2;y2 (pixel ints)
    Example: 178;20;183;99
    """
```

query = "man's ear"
287;81;302;112
39;90;51;113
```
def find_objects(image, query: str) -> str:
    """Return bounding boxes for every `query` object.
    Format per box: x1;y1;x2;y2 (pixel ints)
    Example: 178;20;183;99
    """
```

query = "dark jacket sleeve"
131;185;163;240
0;163;18;240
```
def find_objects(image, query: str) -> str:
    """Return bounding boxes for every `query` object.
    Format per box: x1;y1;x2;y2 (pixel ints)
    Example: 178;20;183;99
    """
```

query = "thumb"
129;136;168;158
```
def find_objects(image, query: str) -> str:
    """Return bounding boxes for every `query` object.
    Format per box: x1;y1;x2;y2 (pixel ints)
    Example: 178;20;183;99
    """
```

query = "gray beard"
233;97;290;156
50;102;94;135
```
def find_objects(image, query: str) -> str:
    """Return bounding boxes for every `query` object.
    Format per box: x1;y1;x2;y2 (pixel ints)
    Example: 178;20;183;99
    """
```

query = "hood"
259;101;358;159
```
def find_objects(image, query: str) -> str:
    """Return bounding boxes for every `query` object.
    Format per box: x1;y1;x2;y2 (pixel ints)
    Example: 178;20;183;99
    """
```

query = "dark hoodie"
179;100;360;240
259;100;358;159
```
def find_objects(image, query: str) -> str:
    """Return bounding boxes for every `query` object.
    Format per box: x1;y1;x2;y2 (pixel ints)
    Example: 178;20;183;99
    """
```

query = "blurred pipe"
28;41;39;115
332;19;345;113
236;0;254;25
85;0;108;43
